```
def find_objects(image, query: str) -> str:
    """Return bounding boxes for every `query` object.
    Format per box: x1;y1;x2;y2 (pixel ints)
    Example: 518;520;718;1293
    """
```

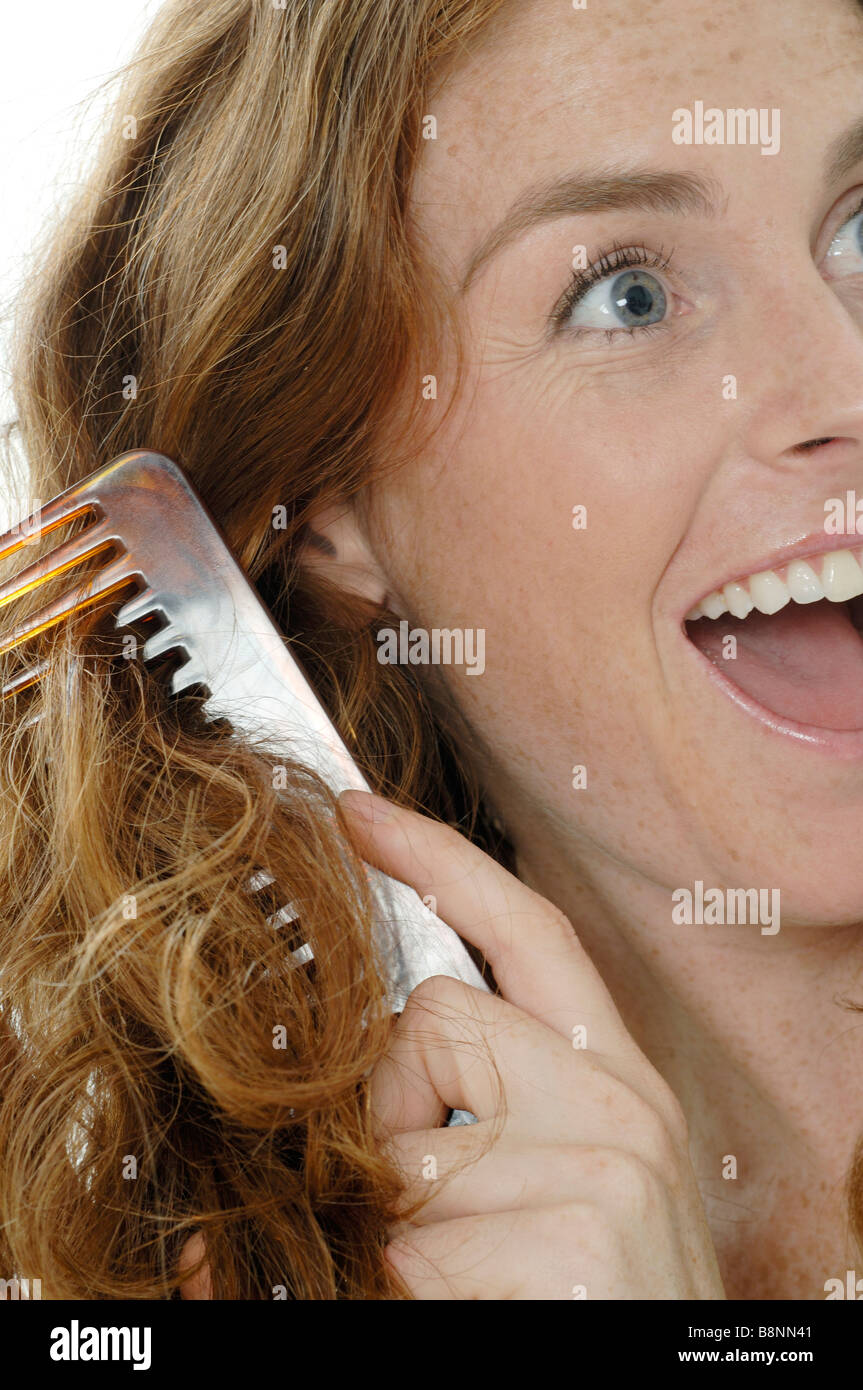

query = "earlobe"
301;501;391;608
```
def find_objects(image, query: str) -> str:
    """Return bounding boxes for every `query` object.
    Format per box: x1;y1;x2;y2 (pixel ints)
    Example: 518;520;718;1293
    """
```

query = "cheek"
380;356;692;648
374;394;679;765
370;330;740;831
370;379;722;882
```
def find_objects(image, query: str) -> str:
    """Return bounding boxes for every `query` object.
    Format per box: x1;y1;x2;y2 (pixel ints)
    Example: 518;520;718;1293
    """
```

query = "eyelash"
823;190;863;271
551;191;863;340
843;191;863;224
552;242;675;338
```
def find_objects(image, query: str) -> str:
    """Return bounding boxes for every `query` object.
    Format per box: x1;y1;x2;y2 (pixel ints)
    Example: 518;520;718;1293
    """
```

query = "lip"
680;530;863;623
681;617;863;759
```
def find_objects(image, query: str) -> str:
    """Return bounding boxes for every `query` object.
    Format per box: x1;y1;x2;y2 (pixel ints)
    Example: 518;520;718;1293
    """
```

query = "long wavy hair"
0;0;512;1299
3;0;863;1302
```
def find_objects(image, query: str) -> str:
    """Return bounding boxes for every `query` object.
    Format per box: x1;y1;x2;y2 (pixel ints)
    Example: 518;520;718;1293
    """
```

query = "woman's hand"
339;789;725;1301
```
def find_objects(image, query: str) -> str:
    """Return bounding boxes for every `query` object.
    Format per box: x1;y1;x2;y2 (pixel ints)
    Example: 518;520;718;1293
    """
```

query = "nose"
741;258;863;469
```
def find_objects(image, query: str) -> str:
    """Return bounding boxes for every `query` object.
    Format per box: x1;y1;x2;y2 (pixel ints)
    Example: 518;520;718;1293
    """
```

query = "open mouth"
684;545;863;732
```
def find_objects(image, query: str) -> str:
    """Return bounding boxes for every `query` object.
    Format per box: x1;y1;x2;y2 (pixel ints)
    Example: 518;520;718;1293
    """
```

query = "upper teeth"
686;547;863;622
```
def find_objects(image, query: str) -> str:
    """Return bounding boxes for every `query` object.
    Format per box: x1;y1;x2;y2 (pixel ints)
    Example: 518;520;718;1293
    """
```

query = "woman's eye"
824;207;863;279
563;267;669;333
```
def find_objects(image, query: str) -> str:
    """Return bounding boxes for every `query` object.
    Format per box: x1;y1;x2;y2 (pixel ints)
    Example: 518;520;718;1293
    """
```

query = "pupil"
619;281;652;317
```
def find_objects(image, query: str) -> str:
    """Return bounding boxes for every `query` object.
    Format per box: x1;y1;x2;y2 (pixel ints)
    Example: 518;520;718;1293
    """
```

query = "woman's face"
366;0;863;927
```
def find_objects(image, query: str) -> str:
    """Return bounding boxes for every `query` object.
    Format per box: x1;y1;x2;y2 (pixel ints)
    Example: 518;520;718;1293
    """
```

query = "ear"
301;500;391;608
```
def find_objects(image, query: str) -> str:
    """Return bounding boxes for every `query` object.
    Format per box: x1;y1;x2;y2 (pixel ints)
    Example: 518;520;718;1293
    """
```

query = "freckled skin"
344;0;863;1295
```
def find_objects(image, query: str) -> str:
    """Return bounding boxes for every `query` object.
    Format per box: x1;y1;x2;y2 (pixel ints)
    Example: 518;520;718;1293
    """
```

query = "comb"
0;450;489;1123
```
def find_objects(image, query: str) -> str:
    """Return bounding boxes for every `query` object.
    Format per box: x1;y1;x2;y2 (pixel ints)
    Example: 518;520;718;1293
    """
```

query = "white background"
0;1;158;525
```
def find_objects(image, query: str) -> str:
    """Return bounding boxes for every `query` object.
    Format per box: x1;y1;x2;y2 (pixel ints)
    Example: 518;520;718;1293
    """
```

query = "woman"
2;0;863;1300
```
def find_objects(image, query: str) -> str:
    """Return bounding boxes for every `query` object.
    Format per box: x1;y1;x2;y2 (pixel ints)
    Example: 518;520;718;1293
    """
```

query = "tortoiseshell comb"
0;450;488;1122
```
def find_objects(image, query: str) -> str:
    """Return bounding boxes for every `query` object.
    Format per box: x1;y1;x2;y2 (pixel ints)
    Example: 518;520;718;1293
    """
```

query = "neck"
510;813;863;1295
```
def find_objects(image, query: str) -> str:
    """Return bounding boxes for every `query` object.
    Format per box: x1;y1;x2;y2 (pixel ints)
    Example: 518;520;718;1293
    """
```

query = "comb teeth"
0;515;113;611
172;657;210;698
116;591;212;693
114;587;159;628
0;494;97;566
1;659;50;698
0;554;139;661
0;452;206;700
247;869;275;893
0;460;118;541
141;623;185;663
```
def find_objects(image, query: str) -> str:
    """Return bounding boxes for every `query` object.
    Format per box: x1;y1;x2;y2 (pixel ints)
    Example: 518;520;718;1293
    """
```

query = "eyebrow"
459;168;723;293
827;115;863;186
459;116;863;294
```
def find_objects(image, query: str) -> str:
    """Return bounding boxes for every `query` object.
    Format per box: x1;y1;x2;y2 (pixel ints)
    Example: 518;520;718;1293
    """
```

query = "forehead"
410;0;863;277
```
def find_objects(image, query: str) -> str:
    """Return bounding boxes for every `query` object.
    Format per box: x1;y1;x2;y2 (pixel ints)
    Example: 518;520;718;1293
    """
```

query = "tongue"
687;598;863;730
